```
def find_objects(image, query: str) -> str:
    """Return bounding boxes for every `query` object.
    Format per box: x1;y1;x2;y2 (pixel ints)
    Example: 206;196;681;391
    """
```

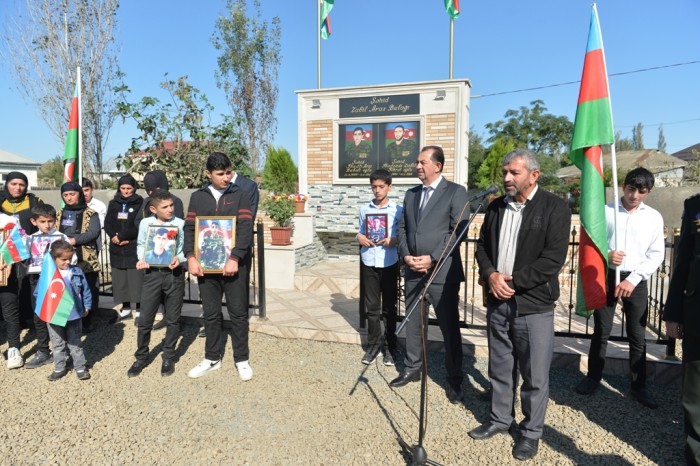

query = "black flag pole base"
398;438;442;466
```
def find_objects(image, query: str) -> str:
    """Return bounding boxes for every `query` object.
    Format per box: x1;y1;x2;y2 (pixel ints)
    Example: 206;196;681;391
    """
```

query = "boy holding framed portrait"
183;152;254;381
127;190;185;378
356;169;403;366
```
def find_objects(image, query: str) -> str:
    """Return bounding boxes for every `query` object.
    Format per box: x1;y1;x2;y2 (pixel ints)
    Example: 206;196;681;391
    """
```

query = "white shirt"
606;199;665;286
87;198;107;228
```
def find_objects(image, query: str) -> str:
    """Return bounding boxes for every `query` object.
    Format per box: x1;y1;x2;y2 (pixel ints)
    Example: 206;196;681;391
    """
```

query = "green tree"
484;100;573;161
1;0;120;180
467;127;487;188
614;131;634;151
38;155;65;187
475;138;515;189
657;124;667;153
263;146;297;194
115;75;248;188
632;122;644;150
213;0;282;174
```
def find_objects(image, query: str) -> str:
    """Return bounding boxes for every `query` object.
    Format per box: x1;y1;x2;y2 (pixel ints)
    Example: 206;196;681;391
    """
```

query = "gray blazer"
397;177;469;284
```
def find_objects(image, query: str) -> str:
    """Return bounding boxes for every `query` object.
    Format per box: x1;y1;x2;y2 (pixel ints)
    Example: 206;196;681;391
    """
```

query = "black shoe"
575;377;600;395
76;369;91;380
127;360;146;378
361;346;381;365
161;360;175;377
446;385;464;404
512;437;539;461
198;327;206;338
468;422;509;440
631;387;658;409
47;369;68;381
389;370;421;388
25;351;53;369
382;349;396;366
152;319;167;331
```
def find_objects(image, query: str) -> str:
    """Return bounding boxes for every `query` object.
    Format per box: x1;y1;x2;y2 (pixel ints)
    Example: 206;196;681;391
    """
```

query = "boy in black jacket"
184;152;255;381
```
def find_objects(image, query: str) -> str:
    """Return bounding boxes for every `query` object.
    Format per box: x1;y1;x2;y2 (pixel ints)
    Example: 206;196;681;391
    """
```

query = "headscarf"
115;174;140;203
60;181;87;211
2;171;29;202
143;170;169;192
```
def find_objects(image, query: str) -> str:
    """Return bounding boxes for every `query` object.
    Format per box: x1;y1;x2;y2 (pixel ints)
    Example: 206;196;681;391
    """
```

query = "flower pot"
294;200;306;213
269;226;292;246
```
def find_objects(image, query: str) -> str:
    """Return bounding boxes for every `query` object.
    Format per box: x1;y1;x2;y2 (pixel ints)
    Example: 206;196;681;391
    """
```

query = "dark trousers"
83;271;99;327
28;274;50;354
0;269;21;349
487;299;554;440
135;268;185;362
403;278;463;389
360;261;398;351
587;272;648;388
199;263;249;363
683;339;700;466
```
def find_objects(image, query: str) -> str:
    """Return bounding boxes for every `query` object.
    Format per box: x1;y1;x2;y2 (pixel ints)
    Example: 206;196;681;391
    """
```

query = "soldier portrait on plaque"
340;125;374;178
382;122;419;177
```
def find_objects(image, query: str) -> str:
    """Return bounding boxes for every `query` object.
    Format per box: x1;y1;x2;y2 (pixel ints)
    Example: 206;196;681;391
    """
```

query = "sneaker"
235;361;253;381
117;308;132;320
187;358;221;379
47;369;68;381
197;327;206;338
25;351;53;369
76;369;91;380
6;347;23;369
361;346;381;365
382;349;396;366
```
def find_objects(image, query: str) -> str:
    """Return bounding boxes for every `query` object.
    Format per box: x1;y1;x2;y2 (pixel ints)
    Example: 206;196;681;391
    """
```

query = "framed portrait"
194;216;236;273
143;225;179;267
0;230;10;286
28;234;64;274
365;213;388;243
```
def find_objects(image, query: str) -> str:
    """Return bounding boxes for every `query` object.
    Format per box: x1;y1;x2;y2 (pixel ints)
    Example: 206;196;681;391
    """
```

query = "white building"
0;148;42;189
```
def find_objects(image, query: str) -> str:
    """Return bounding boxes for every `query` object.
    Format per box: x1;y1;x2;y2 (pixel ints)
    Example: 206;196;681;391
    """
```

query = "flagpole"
77;66;83;183
593;3;620;286
449;18;454;79
317;0;321;89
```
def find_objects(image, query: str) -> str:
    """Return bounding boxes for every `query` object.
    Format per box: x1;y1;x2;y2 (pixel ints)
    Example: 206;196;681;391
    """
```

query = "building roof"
0;147;42;168
671;143;700;162
556;149;686;179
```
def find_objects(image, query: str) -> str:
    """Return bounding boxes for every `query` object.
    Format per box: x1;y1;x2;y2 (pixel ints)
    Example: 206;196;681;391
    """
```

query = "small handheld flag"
34;254;75;327
0;224;30;265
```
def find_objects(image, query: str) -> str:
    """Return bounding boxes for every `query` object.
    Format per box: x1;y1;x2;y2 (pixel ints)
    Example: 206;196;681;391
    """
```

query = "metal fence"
361;223;679;355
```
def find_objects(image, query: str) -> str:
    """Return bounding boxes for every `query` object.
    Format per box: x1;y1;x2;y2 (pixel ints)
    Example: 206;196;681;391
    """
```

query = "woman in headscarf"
0;171;43;369
104;174;143;321
57;181;101;332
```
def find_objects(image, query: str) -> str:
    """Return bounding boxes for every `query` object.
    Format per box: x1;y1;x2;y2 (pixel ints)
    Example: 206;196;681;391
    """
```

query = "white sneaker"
235;360;253;381
187;358;221;379
7;347;23;369
118;308;132;319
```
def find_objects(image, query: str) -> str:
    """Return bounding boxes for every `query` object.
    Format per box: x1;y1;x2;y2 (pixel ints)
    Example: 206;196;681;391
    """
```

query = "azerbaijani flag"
570;4;615;318
320;0;333;40
34;254;75;327
63;79;80;183
445;0;460;19
0;223;30;265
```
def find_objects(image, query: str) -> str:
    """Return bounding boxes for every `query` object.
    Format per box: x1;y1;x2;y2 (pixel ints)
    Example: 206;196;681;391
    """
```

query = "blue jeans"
48;319;86;372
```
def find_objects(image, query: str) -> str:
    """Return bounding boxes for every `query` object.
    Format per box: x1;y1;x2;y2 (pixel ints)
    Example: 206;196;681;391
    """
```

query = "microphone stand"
396;197;489;466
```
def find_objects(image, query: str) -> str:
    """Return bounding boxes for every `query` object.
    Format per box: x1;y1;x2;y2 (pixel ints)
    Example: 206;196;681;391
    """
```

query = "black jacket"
183;183;254;262
0;192;43;235
664;194;700;338
104;193;144;268
476;188;571;315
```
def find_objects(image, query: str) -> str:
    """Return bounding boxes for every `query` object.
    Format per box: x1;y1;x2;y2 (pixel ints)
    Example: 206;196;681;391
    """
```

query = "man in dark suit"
663;193;700;465
391;145;469;404
470;148;570;461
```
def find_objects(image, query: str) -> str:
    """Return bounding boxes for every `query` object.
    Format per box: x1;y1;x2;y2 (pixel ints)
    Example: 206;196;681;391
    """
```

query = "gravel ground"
0;317;687;465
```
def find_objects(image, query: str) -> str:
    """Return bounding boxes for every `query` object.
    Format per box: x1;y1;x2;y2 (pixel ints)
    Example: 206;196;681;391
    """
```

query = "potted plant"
261;194;295;245
289;193;310;213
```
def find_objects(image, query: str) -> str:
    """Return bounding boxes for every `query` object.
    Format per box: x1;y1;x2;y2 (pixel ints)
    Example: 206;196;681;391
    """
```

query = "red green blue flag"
570;4;615;318
63;80;80;183
320;0;333;40
0;223;30;265
445;0;460;19
34;253;75;327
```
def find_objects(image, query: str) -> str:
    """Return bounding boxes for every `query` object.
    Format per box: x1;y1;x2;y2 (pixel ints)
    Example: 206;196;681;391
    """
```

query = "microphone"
467;183;499;202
